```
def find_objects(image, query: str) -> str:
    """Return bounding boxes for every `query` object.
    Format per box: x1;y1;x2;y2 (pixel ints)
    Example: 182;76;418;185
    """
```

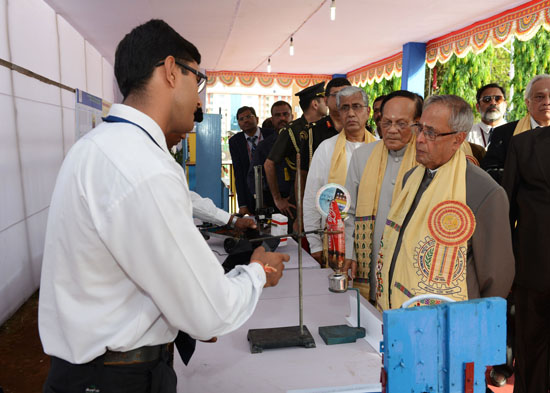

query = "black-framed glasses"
480;95;504;104
155;59;207;92
380;119;415;131
411;123;457;141
339;103;368;113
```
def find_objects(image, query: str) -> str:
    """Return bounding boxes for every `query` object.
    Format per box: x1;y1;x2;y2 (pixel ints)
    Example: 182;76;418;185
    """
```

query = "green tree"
509;28;550;121
361;76;401;129
427;44;512;122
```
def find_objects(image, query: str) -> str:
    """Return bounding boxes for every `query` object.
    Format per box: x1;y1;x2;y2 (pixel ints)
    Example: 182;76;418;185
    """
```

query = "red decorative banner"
347;52;403;86
426;0;550;68
206;71;331;89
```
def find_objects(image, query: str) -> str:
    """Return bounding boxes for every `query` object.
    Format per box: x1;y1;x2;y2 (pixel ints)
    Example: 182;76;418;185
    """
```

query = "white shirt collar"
107;104;169;153
530;116;542;129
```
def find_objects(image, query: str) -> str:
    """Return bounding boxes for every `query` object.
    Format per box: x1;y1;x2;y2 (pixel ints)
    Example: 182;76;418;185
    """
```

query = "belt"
102;343;173;366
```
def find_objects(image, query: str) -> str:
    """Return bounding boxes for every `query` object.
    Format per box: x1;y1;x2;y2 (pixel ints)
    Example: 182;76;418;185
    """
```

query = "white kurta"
303;134;364;254
39;104;265;364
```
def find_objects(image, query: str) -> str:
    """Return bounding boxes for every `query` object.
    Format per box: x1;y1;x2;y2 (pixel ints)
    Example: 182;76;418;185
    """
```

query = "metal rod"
296;153;304;335
253;165;264;212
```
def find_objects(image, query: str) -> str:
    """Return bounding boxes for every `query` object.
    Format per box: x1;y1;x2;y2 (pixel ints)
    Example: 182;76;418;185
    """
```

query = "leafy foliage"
358;27;550;124
361;76;401;129
509;28;550;120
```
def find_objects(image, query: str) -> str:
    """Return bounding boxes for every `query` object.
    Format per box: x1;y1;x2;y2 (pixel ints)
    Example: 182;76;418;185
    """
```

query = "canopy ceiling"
45;0;530;76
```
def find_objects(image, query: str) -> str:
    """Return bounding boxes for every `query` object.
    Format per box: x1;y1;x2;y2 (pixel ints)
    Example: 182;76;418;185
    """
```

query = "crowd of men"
229;75;550;393
37;19;548;393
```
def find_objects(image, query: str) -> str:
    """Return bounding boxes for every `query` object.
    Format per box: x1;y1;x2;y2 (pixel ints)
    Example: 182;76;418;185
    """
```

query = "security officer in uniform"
264;82;327;223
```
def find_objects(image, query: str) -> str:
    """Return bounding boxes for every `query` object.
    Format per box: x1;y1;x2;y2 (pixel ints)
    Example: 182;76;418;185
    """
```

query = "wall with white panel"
0;0;118;324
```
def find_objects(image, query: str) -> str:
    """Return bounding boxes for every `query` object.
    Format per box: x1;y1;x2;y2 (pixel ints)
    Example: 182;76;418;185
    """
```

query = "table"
174;268;383;393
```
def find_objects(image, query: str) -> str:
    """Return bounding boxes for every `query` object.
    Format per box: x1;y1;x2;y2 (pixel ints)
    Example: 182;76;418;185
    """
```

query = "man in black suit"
229;106;274;215
502;126;550;393
481;74;550;184
247;101;293;213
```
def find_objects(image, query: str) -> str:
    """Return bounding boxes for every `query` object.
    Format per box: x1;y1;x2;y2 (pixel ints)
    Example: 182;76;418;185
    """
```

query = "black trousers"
43;349;176;393
513;285;550;393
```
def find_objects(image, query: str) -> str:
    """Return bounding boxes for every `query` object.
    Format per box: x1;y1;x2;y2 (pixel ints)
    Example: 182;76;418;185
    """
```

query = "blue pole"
401;42;426;97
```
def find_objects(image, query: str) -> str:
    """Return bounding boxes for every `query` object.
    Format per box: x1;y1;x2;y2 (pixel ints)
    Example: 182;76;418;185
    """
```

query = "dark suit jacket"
229;127;275;211
502;127;550;291
480;120;519;184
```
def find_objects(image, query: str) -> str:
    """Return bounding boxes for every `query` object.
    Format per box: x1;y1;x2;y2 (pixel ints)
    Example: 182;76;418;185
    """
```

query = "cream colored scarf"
375;150;476;310
513;114;533;136
353;136;417;298
328;129;376;186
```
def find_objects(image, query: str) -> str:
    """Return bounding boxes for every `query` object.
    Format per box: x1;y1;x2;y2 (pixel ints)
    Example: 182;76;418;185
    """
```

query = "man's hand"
233;216;256;231
238;206;251;216
310;251;322;264
250;247;290;288
342;259;357;280
274;196;296;218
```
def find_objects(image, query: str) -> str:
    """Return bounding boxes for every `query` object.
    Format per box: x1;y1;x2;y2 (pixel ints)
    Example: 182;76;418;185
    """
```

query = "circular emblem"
315;183;351;219
427;201;475;246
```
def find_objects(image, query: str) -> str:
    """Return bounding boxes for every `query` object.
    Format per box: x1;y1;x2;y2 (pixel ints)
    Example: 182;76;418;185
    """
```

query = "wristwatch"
230;215;239;227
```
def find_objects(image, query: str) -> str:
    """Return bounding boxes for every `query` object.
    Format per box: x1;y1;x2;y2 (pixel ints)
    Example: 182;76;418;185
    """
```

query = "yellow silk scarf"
328;129;376;186
513;114;532;136
353;136;417;298
375;150;476;310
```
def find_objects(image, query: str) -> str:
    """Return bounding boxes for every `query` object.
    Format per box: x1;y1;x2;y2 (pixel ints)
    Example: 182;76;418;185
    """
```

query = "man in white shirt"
303;86;375;263
39;19;288;393
467;83;507;148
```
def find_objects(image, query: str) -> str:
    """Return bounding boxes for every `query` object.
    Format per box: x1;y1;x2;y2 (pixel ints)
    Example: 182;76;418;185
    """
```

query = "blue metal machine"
381;297;506;393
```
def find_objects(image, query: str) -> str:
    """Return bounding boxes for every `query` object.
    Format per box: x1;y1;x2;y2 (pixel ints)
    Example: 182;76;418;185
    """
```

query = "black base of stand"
247;325;316;353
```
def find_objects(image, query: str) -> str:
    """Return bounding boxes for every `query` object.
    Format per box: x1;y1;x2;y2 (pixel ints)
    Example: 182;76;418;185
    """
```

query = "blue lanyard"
102;115;163;151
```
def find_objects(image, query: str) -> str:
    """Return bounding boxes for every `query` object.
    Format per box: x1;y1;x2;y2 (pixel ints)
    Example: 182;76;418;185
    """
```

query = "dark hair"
325;77;351;96
373;95;386;106
236;106;257;119
114;19;201;99
476;83;506;103
299;96;323;112
380;90;423;119
262;118;273;129
271;100;292;114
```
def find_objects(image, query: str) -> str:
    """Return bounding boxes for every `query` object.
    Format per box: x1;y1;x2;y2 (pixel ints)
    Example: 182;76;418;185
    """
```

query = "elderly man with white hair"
303;86;376;263
482;74;550;183
374;95;514;311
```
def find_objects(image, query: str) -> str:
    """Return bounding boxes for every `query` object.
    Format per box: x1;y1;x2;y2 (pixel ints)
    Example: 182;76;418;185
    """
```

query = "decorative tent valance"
426;0;550;68
347;52;403;86
206;71;332;89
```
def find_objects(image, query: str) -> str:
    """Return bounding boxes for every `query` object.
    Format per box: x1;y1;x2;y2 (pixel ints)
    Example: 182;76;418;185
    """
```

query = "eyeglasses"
480;95;504;104
339;103;368;113
155;59;207;92
380;119;414;131
237;114;256;122
411;124;458;141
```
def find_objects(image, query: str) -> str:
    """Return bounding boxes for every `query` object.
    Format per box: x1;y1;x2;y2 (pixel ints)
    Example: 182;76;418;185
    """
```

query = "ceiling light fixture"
330;0;336;21
267;58;271;73
290;36;294;56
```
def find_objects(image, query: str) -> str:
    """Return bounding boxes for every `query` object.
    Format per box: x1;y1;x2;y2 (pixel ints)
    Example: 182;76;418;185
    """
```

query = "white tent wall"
0;0;117;325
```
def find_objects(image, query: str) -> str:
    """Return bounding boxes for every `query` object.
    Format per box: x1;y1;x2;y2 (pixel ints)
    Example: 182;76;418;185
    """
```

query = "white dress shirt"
303;134;365;254
39;104;266;364
190;191;230;225
467;119;506;148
